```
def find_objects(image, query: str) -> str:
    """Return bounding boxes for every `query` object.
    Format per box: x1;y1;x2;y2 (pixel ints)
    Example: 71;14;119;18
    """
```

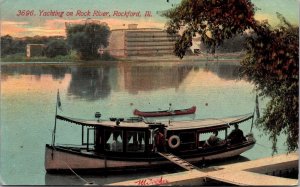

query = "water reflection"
1;62;241;100
68;66;111;100
116;63;194;94
0;65;69;80
203;62;240;80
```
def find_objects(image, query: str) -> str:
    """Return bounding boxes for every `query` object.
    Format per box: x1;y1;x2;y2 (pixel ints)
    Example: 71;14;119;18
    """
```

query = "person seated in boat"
111;139;117;151
154;129;165;152
110;133;123;151
204;131;221;147
168;103;173;112
227;124;246;144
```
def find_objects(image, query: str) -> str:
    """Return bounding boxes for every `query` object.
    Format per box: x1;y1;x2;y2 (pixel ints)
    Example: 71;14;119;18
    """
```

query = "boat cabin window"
149;129;153;145
198;130;226;148
179;132;196;150
126;131;145;152
105;129;123;152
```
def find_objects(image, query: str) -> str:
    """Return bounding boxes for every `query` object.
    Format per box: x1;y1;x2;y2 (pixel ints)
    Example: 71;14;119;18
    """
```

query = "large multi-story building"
108;24;178;57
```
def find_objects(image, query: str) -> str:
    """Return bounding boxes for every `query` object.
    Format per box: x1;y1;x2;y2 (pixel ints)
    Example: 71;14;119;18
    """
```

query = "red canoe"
133;106;196;117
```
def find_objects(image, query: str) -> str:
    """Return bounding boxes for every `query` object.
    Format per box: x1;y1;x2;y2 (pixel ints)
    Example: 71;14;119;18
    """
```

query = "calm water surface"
0;61;288;185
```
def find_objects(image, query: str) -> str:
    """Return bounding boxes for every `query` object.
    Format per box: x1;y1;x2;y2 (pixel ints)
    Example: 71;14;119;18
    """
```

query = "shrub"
45;40;69;58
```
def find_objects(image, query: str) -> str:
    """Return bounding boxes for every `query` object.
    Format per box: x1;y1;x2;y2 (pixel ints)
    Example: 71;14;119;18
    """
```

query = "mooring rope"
61;160;95;185
52;146;95;185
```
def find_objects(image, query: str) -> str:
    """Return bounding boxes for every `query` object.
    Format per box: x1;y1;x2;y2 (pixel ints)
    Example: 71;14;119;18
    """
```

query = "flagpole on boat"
250;94;259;132
52;89;60;146
250;107;255;133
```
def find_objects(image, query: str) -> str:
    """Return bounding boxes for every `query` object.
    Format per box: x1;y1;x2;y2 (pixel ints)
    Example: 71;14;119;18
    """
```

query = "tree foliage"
45;39;69;58
241;18;299;153
66;22;111;60
163;0;298;152
1;35;14;56
0;35;65;57
163;0;255;57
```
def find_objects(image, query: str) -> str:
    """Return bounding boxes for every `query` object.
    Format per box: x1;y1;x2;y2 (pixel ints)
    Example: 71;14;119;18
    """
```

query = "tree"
163;0;298;153
241;17;298;153
0;35;67;57
1;35;14;57
163;0;256;57
45;39;69;58
66;22;111;60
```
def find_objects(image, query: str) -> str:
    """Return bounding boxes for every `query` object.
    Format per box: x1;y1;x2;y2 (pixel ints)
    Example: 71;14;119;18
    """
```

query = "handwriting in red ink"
134;176;169;186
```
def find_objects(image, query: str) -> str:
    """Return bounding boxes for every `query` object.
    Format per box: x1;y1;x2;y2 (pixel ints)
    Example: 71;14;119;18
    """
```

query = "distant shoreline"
1;52;244;66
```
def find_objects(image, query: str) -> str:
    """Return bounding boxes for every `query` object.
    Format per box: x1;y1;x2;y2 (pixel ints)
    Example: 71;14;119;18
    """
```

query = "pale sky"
0;0;298;37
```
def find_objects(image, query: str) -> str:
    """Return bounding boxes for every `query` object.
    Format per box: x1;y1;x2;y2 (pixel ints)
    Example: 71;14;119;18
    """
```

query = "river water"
0;61;288;185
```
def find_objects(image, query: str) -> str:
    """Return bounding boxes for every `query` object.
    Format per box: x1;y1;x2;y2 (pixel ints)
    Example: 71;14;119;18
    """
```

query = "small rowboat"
133;106;197;117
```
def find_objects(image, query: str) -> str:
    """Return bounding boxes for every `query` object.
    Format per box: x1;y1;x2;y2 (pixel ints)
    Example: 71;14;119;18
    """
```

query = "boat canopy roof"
166;113;253;131
56;115;150;129
56;113;253;131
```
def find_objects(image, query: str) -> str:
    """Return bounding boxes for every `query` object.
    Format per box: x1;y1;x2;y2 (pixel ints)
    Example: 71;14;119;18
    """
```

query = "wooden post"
82;126;84;145
52;90;59;146
250;106;255;132
94;127;96;149
87;129;89;151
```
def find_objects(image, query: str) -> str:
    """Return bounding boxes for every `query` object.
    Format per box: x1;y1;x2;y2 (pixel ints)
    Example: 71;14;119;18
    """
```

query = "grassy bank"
1;52;244;65
0;51;117;63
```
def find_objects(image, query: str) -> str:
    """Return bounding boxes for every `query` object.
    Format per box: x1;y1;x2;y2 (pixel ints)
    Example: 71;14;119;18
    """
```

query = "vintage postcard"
0;0;298;185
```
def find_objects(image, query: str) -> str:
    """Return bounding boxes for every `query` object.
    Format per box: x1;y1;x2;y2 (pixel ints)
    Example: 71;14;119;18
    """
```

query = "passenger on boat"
227;124;246;144
204;131;221;147
110;133;123;151
111;139;117;151
168;103;173;112
154;129;165;152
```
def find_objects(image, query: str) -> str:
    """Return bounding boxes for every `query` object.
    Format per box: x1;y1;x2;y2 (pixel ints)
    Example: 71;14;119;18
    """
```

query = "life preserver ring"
168;135;180;149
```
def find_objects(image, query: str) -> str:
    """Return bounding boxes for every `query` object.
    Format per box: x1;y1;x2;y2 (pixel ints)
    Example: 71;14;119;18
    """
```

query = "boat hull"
133;106;197;117
45;142;255;173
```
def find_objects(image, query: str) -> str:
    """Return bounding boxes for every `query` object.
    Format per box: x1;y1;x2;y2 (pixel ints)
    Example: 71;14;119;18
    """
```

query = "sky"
0;0;298;37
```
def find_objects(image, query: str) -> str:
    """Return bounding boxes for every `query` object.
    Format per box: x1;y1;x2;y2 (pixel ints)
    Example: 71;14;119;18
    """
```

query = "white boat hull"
45;143;255;172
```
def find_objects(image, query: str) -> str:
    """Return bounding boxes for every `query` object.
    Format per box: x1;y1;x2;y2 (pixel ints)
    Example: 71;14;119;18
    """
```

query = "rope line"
62;160;91;184
52;146;95;185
